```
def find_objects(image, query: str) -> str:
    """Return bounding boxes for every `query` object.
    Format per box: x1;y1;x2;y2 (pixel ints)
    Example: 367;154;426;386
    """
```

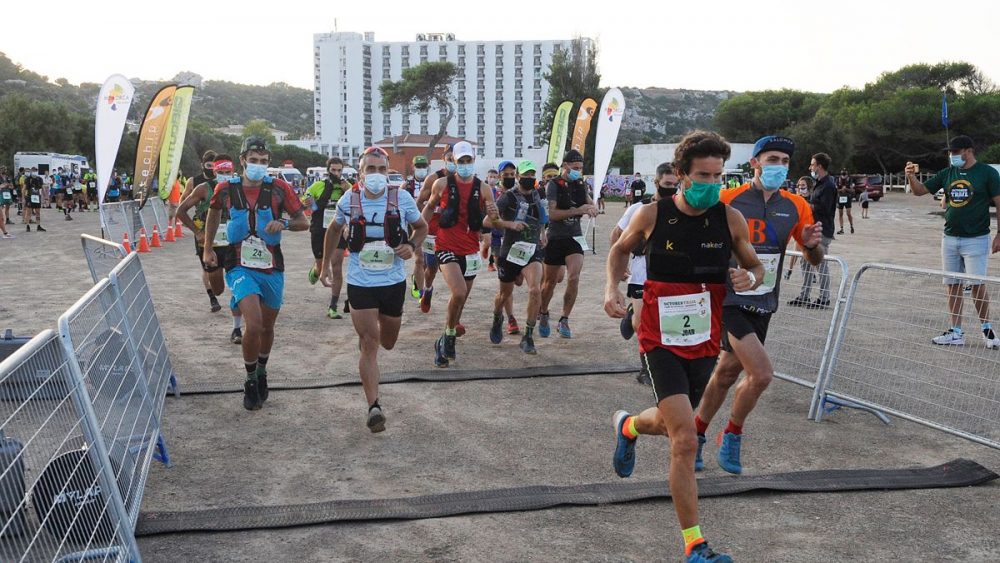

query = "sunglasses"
362;146;388;156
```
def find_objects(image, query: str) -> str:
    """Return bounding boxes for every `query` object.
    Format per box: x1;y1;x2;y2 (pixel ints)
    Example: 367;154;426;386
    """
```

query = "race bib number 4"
240;236;273;269
464;253;484;276
422;234;436;255
658;291;711;347
214;222;229;247
322;208;337;229
737;253;779;296
506;241;537;267
573;235;590;252
359;241;395;271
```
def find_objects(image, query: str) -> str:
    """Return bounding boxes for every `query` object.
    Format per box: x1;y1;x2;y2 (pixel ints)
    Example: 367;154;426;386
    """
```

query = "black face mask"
657;186;677;198
204;165;215;177
519;178;536;190
329;174;342;183
501;177;516;189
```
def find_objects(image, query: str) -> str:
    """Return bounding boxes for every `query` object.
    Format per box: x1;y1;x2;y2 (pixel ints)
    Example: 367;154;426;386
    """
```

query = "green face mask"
682;181;722;209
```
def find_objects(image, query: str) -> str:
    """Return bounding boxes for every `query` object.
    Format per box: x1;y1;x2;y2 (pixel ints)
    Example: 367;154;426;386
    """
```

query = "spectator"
789;153;836;309
859;187;871;219
836;169;855;234
905;135;1000;349
627;172;646;206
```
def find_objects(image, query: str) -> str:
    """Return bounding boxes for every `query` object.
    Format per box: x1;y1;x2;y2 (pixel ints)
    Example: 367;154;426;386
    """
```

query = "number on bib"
214;222;229;247
573;235;590;252
736;253;779;296
30;195;40;204
506;241;537;267
839;196;849;204
422;235;436;255
322;208;337;229
240;236;273;269
657;291;712;347
464;254;484;276
359;241;395;271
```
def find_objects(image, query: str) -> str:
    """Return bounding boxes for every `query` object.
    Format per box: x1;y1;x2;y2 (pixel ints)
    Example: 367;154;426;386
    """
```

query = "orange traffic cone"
164;222;176;242
137;228;151;253
122;233;132;253
174;219;184;238
151;225;162;248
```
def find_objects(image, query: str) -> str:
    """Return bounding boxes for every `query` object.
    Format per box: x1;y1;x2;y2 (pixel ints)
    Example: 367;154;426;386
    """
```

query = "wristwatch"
280;218;290;230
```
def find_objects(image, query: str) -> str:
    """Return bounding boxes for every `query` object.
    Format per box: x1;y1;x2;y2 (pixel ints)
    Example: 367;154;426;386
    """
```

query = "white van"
14;152;89;177
267;166;304;189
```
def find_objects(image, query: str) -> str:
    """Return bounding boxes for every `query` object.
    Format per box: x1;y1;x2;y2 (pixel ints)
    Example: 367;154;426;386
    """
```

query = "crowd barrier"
101;199;169;247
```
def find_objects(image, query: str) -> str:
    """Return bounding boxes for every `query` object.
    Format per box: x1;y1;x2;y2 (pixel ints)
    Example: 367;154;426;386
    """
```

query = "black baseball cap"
946;135;974;151
563;149;584;163
241;135;269;155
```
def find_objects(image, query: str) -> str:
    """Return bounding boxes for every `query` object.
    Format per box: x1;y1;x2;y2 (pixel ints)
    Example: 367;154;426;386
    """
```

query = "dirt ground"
1;192;998;562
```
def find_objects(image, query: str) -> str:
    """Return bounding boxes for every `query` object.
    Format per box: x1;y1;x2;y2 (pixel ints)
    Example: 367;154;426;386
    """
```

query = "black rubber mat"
175;363;641;396
136;458;996;536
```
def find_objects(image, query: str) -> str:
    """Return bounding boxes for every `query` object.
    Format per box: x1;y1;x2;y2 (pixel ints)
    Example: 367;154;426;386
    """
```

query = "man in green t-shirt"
906;135;1000;349
303;157;352;319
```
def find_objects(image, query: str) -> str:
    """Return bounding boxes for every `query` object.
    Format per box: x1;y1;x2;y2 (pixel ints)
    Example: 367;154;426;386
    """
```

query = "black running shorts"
641;347;717;407
347;281;406;318
543;237;584;266
720;305;772;352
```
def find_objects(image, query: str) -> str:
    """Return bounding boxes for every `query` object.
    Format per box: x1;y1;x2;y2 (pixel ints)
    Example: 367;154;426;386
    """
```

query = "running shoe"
65;214;73;221
444;334;457;360
557;317;572;338
612;410;636;478
807;299;830;310
519;334;536;355
367;405;386;433
787;296;809;307
36;226;45;232
836;229;844;235
507;316;520;335
410;275;420;299
687;542;732;563
984;327;1000;350
243;380;261;411
209;295;221;313
850;226;854;234
257;367;269;402
2;233;14;239
490;313;504;344
327;306;342;319
420;287;433;313
620;303;635;340
487;262;496;272
434;336;449;368
455;323;466;337
717;431;743;474
25;225;30;232
635;366;651;386
538;312;551;338
230;327;242;344
695;434;706;472
307;267;319;285
932;329;965;346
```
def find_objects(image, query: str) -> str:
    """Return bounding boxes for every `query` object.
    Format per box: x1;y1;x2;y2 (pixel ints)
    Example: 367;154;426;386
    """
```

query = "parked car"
387;173;405;190
850;174;884;201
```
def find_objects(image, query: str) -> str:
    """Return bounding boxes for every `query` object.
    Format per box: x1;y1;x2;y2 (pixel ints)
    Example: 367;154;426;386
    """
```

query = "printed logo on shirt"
947;180;973;208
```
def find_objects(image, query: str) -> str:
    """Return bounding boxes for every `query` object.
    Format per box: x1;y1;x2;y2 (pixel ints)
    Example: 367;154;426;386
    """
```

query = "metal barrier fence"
765;252;849;412
813;264;1000;449
137;205;157;240
81;235;127;285
102;202;146;247
147;199;169;237
0;329;139;562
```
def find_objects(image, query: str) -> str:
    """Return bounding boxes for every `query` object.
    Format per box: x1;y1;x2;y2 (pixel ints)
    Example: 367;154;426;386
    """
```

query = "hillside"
619;87;736;145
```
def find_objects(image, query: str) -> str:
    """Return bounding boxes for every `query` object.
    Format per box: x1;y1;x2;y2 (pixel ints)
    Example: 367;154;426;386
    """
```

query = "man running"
202;136;308;411
421;141;500;367
405;155;430;299
415;144;457;314
177;153;245;343
303;157;351;319
611;162;679;385
488;159;547;353
321;147;427;432
693;136;824;475
538;149;597;338
605;130;763;563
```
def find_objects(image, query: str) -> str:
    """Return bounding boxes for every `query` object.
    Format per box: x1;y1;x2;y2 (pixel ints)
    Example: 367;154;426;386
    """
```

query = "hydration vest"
645;197;731;285
345;186;407;253
550;176;588;211
223;176;285;270
438;174;483;231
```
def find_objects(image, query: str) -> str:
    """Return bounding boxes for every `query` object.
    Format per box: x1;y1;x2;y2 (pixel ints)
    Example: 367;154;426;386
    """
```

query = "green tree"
539;37;603;166
243;119;277;146
713;89;824;142
380;61;458;160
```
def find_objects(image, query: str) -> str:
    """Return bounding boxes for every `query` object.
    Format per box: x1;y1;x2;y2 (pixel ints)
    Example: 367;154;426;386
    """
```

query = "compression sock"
683;525;705;556
724;420;743;435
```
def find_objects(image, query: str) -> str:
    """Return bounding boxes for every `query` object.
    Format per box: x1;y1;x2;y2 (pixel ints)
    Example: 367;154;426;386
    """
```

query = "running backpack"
346;186;406;253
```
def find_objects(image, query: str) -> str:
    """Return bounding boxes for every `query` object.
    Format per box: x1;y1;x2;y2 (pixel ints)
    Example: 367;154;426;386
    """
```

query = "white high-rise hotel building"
304;31;592;162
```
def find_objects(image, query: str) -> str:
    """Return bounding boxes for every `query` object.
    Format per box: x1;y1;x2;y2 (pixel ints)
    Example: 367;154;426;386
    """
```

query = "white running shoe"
984;328;1000;350
931;329;965;346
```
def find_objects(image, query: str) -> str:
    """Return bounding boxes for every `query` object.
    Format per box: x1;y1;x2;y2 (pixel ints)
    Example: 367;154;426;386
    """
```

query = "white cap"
453;141;475;161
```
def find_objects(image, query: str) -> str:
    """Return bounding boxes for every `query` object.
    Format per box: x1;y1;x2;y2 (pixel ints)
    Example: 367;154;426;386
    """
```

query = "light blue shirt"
335;188;421;287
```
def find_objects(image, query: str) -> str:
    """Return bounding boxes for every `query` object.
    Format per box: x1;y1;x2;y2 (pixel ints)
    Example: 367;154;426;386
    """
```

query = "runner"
202;136;309;410
414;144;456;315
488;159;547;352
605;130;763;563
177;153;246;343
405;155;430;299
303;157;352;319
538;149;597;339
693;136;824;475
320;146;427;432
836;169;854;234
83;169;98;210
610;162;679;385
24;167;45;232
490;160;518;331
0;169;14;236
421;140;500;367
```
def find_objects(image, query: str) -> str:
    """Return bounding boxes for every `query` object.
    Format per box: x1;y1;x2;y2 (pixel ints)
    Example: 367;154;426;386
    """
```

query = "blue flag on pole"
941;94;949;128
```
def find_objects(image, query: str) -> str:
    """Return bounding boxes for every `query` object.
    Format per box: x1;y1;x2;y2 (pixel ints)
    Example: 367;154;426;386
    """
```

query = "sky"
6;0;1000;93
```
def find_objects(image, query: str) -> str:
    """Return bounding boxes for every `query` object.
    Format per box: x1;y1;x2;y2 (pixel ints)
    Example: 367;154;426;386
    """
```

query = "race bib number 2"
240;236;273;269
658;291;711;347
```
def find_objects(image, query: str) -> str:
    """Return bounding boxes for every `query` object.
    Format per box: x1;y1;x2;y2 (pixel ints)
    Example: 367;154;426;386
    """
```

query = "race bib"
214;222;229;247
322;208;337;229
573;235;590;252
359;241;395;271
658;291;711;347
240;236;273;269
507;241;537;267
87;182;96;189
30;194;40;204
2;192;10;202
838;196;849;204
737;253;779;296
422;234;436;255
464;253;484;276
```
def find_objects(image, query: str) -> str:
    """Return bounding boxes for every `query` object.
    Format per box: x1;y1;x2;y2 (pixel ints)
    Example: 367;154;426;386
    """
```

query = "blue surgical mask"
683;181;722;209
245;163;268;182
414;168;428;180
365;173;388;195
950;154;966;168
445;162;457;173
567;169;582;182
456;163;475;178
760;164;788;191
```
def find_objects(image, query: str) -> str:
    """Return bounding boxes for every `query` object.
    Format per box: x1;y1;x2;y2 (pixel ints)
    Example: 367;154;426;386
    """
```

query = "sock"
559;316;568;323
983;322;993;331
683;525;705;556
207;289;216;299
622;416;640;440
525;322;535;337
724;420;743;435
952;326;963;335
245;362;257;382
369;399;380;411
509;316;516;323
233;316;242;329
445;327;457;337
694;415;709;436
330;295;339;309
257;354;269;367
